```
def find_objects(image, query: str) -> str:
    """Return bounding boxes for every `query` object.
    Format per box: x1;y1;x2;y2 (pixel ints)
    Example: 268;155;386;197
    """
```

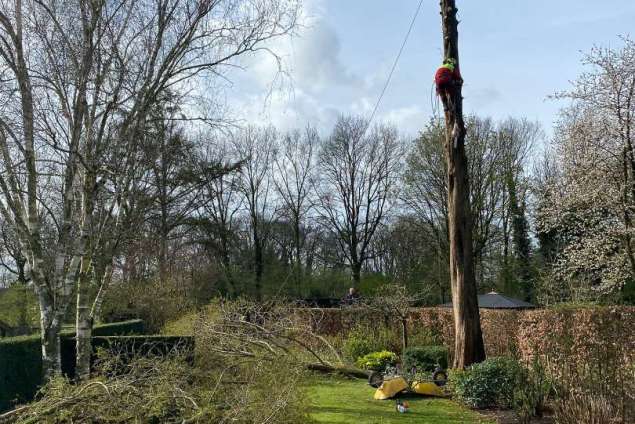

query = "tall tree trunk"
90;263;113;321
401;318;408;353
75;256;93;381
439;0;485;369
35;285;61;379
253;224;263;300
351;262;362;288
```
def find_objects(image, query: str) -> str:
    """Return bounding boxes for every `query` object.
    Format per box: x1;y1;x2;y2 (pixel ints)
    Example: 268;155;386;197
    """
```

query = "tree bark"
401;318;408;353
351;262;362;288
75;258;93;381
38;293;62;380
439;0;485;369
253;224;263;301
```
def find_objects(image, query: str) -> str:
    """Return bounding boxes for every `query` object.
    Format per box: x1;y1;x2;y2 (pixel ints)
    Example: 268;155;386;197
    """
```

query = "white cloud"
381;105;426;136
225;1;426;138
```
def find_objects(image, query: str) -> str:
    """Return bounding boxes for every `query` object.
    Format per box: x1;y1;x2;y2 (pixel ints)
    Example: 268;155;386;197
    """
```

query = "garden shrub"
512;359;552;423
402;345;448;372
342;324;400;361
355;351;398;371
450;356;522;409
518;307;635;422
343;327;377;361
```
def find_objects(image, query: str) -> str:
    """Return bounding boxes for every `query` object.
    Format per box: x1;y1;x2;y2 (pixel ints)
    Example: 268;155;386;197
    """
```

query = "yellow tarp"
411;381;447;397
373;377;409;400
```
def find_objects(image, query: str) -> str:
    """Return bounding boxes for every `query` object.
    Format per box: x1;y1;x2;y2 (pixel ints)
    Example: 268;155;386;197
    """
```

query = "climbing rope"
360;0;425;138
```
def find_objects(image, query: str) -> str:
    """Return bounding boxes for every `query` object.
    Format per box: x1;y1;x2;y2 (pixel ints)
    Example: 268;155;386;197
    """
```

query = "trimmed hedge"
0;334;42;412
61;335;193;379
0;320;146;412
92;319;144;336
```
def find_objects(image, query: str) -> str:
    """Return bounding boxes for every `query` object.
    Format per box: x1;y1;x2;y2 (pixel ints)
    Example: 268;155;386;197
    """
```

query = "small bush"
342;323;401;362
513;359;552;423
403;345;448;372
450;356;522;409
355;351;398;371
343;328;376;361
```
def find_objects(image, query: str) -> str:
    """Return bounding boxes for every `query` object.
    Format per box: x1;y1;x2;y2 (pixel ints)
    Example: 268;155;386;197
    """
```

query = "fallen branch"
306;363;370;379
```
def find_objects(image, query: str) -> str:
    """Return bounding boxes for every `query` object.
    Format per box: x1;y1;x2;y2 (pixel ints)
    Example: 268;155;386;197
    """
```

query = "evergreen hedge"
0;334;41;412
0;319;146;412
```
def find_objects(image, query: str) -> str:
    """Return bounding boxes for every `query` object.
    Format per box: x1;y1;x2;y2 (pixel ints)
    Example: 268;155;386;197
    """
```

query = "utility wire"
362;0;424;135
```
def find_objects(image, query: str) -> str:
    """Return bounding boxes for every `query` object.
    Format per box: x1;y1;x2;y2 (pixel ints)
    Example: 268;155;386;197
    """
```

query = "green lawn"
308;377;494;424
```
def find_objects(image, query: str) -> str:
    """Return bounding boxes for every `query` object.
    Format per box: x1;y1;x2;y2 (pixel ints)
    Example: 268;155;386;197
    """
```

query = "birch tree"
0;0;300;379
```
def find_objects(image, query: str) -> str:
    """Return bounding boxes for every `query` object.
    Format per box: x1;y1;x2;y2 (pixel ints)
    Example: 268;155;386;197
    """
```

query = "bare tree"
370;284;421;353
273;127;318;290
0;0;300;378
195;140;243;295
234;126;277;300
316;116;402;287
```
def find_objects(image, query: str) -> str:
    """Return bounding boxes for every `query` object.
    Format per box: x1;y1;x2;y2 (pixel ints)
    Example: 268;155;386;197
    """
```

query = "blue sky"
228;0;635;139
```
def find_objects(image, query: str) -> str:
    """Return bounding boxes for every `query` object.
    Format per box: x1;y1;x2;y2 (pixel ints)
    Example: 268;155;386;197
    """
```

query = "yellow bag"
373;376;409;400
411;381;447;397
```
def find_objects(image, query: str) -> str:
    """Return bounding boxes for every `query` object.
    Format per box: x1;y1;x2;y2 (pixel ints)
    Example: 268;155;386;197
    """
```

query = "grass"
308;377;495;424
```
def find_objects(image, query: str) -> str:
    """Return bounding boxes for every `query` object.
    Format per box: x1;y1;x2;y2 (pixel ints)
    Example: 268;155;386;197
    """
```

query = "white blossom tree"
536;38;635;302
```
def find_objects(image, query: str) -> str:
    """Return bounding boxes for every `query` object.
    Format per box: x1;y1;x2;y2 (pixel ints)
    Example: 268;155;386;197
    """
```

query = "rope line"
362;0;424;136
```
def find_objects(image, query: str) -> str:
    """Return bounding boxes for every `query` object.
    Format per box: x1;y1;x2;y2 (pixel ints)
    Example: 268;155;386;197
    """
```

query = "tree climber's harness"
434;58;462;112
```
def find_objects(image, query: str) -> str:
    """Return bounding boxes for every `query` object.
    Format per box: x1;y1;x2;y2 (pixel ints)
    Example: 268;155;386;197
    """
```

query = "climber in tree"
434;58;462;111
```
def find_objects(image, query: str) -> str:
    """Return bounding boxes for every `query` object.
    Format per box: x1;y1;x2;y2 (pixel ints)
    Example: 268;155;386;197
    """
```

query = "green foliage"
357;273;392;296
355;351;397;371
92;319;144;336
403;345;448;372
342;328;376;361
162;312;198;335
0;286;38;330
0;334;42;412
101;279;194;333
449;356;523;409
342;324;400;361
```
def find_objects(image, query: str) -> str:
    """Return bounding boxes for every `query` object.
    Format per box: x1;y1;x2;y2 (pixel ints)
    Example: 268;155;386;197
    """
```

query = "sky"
226;0;635;140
